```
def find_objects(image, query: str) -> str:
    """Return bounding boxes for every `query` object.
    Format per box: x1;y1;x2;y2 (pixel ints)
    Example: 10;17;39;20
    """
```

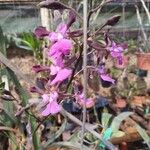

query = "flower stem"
81;0;88;149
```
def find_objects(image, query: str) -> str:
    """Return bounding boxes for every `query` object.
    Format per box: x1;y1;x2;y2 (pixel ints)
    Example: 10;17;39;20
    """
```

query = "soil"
4;47;150;150
7;47;36;89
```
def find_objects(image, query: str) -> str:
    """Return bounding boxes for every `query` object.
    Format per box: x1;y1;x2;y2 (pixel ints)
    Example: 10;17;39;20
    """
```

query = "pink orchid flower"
50;68;72;85
75;93;95;108
49;39;72;56
48;23;67;42
98;64;115;84
107;41;126;65
41;92;61;116
48;39;72;67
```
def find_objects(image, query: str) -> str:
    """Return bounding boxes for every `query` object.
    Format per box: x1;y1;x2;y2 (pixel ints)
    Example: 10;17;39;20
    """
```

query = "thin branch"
66;46;83;92
87;0;108;25
68;6;83;22
61;109;117;150
81;0;88;148
140;0;150;23
15;103;35;116
135;5;148;52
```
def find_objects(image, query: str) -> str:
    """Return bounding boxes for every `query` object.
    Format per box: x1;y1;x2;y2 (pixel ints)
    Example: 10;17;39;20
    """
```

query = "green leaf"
112;130;125;138
135;124;150;148
6;68;41;150
0;82;5;90
6;68;29;105
0;109;17;126
0;26;14;126
0;26;7;55
101;113;112;130
110;112;133;133
99;128;112;149
14;37;33;51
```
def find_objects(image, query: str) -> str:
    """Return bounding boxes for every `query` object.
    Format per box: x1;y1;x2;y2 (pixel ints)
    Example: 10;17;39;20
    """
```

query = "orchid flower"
48;23;67;42
48;10;76;42
34;23;67;41
50;68;72;85
75;93;95;108
107;41;127;65
48;39;72;67
41;92;61;116
98;64;115;84
50;64;61;75
34;9;76;39
49;39;72;56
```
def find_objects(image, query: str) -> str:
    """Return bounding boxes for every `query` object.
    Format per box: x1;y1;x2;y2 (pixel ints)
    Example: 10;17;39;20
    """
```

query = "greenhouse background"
0;0;150;37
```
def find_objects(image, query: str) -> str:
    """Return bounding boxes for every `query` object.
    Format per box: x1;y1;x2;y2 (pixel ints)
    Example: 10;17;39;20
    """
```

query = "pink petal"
117;56;123;65
50;68;72;85
55;56;64;67
59;39;72;54
56;23;67;36
50;52;64;67
76;93;95;108
49;101;61;114
42;94;50;103
79;98;95;108
110;52;121;58
49;39;72;56
48;42;60;56
100;74;115;84
41;101;61;116
49;32;63;42
50;65;61;75
50;91;58;101
41;103;52;116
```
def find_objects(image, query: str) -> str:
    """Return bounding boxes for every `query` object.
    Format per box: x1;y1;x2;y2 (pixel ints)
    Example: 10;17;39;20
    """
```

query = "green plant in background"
5;31;44;63
99;112;133;149
0;26;41;150
17;32;44;63
125;39;137;54
99;112;150;149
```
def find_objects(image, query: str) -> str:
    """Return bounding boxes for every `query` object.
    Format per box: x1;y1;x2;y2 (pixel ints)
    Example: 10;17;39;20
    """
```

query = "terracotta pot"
131;96;146;107
136;53;150;70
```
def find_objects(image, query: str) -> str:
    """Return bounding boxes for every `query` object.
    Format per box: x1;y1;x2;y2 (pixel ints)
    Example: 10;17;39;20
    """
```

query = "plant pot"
131;96;146;107
136;69;147;77
136;53;150;70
